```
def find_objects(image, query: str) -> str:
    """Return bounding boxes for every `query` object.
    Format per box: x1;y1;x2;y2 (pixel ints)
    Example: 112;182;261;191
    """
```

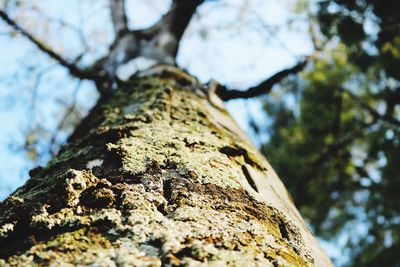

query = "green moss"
0;69;322;266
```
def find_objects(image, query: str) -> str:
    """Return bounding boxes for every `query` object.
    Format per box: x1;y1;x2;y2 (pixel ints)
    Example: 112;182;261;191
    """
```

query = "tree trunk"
0;66;332;266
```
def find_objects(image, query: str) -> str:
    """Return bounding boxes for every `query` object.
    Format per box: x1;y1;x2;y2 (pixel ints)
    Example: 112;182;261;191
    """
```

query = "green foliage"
318;0;400;79
260;1;400;264
263;52;356;233
262;52;400;266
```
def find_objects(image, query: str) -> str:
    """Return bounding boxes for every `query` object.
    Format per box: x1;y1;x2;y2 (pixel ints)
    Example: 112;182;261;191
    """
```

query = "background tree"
260;0;400;266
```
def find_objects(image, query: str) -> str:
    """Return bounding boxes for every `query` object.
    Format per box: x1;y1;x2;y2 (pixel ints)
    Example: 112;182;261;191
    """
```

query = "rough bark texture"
0;66;332;266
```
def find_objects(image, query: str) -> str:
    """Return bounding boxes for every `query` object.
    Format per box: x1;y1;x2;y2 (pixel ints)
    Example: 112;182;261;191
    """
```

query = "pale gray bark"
110;0;128;36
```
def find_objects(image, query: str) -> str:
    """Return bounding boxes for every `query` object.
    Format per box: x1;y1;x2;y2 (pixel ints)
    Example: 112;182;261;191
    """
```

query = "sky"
0;0;345;262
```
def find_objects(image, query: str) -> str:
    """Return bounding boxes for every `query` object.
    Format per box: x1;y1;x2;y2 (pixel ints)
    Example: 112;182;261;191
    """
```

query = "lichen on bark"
0;66;332;266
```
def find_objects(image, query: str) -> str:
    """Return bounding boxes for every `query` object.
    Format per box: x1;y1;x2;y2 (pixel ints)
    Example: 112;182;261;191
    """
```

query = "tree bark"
0;66;332;266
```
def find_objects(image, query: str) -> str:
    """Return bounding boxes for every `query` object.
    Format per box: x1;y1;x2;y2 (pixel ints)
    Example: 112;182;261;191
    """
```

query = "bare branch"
110;0;128;36
137;0;205;60
169;0;204;43
0;9;96;80
92;0;206;81
305;4;326;52
49;81;82;156
216;59;308;101
27;6;90;51
30;64;58;112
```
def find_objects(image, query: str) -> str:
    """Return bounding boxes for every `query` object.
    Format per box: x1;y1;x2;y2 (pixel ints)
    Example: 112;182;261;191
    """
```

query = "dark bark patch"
141;83;153;90
28;166;44;177
219;146;244;157
241;165;259;192
97;128;136;143
162;180;173;202
220;145;267;171
80;185;116;209
0;223;84;259
278;217;290;240
266;255;279;267
147;237;164;249
276;216;301;256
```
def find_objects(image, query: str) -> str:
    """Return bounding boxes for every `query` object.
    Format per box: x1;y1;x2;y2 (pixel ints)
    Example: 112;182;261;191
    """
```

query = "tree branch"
139;0;205;59
169;0;204;44
110;0;128;36
216;59;308;101
93;0;206;78
343;88;400;127
0;9;96;80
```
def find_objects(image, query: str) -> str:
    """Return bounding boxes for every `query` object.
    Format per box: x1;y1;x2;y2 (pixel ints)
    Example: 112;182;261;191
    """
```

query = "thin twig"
0;9;96;80
49;80;82;155
343;88;400;126
30;64;58;113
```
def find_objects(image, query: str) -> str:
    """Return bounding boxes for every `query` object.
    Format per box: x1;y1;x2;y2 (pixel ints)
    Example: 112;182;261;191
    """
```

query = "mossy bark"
0;66;332;266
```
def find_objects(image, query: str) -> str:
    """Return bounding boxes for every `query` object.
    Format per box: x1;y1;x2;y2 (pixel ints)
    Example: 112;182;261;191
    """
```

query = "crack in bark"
219;145;266;171
241;165;259;193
